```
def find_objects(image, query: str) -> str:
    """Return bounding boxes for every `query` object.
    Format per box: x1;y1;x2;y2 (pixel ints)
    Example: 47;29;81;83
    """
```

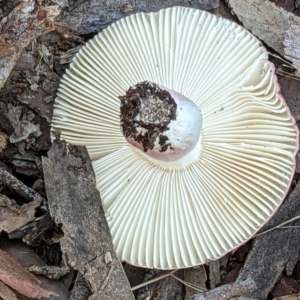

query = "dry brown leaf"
0;195;41;234
0;280;18;300
0;248;58;298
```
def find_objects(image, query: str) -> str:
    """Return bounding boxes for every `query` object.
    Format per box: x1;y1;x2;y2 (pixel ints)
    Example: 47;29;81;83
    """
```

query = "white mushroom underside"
52;7;298;269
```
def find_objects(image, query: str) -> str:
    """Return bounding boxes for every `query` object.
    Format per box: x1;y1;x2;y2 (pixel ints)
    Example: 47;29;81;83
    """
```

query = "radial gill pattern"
52;7;299;269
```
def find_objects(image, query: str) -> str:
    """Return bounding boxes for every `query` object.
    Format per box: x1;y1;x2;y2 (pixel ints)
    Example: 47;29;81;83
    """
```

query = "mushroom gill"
52;7;299;269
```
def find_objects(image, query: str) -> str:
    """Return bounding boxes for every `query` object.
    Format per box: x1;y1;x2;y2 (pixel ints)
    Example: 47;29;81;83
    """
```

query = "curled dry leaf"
0;248;58;298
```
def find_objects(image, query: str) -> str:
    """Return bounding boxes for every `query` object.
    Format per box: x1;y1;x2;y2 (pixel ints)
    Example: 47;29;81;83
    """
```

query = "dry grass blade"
276;70;300;81
268;52;300;81
170;274;207;293
268;52;296;69
255;215;300;237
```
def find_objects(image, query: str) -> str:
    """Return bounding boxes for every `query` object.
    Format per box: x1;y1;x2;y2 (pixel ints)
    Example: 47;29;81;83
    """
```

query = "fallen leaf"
0;248;58;298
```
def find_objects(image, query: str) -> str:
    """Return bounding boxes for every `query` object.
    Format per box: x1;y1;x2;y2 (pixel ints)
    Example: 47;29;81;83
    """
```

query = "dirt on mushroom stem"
119;81;177;153
119;81;202;163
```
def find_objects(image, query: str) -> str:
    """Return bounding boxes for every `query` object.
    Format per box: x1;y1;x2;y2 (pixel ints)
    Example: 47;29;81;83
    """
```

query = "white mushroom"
52;7;299;269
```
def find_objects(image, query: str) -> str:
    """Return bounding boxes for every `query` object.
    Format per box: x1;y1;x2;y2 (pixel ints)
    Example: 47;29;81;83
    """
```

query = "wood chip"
42;138;133;300
56;0;219;35
0;281;18;300
189;278;256;300
208;260;221;289
228;0;300;55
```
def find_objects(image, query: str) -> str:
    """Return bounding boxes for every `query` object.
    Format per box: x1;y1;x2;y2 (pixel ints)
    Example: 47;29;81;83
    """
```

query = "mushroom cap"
52;7;299;269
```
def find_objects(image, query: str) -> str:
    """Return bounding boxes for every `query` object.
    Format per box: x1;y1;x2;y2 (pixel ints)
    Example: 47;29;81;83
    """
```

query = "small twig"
98;266;114;294
131;270;178;291
0;168;43;202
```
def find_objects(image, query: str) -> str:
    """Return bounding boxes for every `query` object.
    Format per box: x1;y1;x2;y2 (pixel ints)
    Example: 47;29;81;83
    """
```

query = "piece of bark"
0;280;18;300
184;266;207;300
134;270;184;300
284;25;300;75
0;1;60;89
0;168;43;203
69;272;92;300
271;275;299;298
280;78;300;122
221;262;243;285
207;260;221;289
219;254;230;268
279;77;300;174
188;278;256;300
135;269;161;299
0;194;41;234
228;0;300;55
156;270;184;300
1;240;69;300
236;181;300;299
270;0;299;14
57;0;219;35
0;247;58;298
42;139;133;300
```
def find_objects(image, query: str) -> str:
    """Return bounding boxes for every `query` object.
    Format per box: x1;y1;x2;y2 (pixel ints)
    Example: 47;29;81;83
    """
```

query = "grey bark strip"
228;0;300;55
42;138;134;300
189;278;256;300
57;0;219;35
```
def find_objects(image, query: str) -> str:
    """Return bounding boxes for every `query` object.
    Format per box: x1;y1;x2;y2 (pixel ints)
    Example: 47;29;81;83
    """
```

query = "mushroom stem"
119;81;202;162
